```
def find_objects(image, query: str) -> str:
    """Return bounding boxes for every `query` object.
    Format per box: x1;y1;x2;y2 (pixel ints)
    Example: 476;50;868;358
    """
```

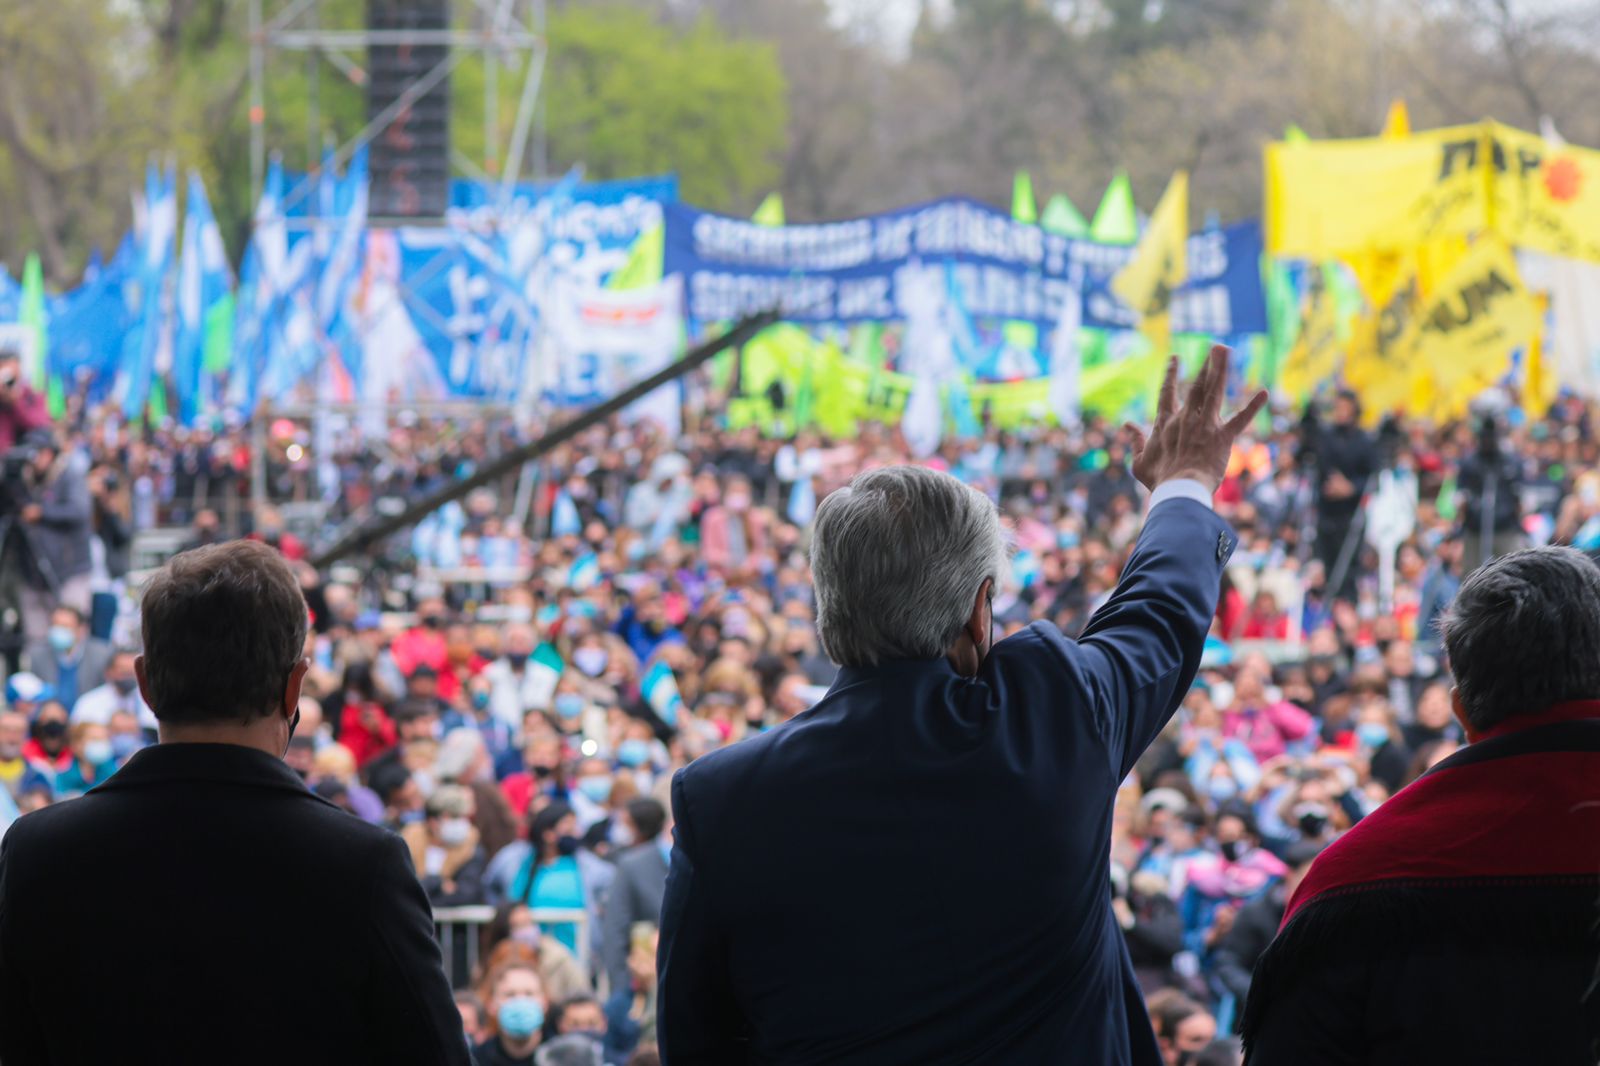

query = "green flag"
202;291;235;373
19;252;46;390
1090;171;1139;245
752;192;786;227
1285;123;1309;144
147;378;169;426
1040;194;1088;237
1011;171;1037;225
1005;173;1041;352
45;375;64;420
607;223;664;291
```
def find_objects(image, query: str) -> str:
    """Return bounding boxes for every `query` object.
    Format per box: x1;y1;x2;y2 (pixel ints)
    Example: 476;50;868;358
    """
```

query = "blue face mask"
575;774;612;803
1356;722;1391;749
1206;776;1237;803
555;693;585;720
497;996;545;1040
471;691;491;710
47;626;76;655
616;738;650;768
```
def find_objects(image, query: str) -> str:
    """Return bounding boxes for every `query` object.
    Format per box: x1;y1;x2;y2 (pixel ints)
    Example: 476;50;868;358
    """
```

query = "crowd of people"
0;331;1584;1064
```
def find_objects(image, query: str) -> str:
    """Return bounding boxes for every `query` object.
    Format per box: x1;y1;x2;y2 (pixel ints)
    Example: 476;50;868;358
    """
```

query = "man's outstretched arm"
1077;345;1263;777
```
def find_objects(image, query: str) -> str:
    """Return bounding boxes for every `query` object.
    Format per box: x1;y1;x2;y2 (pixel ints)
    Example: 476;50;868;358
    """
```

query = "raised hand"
1125;344;1268;495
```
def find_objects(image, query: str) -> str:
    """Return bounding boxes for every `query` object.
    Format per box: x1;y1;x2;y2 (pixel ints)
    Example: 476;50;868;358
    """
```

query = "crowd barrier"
433;905;589;990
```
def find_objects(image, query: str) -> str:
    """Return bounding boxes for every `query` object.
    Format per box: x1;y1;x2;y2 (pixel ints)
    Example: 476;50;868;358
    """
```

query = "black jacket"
1243;715;1600;1065
0;742;471;1066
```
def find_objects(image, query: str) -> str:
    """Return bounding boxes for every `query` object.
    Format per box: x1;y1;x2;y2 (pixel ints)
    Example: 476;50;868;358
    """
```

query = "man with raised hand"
658;347;1265;1065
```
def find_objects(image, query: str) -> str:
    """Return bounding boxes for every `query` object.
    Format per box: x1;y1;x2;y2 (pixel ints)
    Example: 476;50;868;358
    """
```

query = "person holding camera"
0;351;50;454
1304;391;1378;602
1455;415;1524;568
13;429;94;643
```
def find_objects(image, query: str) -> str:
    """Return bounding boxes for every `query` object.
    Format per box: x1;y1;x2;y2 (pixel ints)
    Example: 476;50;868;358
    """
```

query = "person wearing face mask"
69;648;159;733
487;801;613;973
484;624;556;733
0;539;469;1066
49;721;118;797
437;727;519;861
658;350;1265;1065
600;798;670;999
0;710;51;802
1146;990;1219;1066
1212;839;1326;1013
481;904;590;1006
25;605;111;711
473;962;548;1066
402;784;487;907
19;696;73;775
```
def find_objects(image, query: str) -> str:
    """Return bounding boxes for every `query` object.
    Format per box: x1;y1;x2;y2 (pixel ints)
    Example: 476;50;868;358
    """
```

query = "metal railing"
433;905;589;990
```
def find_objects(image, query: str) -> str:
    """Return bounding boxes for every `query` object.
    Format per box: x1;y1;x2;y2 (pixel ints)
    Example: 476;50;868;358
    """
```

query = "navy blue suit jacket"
657;497;1234;1065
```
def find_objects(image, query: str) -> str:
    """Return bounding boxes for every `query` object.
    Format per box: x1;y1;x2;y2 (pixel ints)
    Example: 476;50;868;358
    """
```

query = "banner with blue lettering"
663;198;1267;337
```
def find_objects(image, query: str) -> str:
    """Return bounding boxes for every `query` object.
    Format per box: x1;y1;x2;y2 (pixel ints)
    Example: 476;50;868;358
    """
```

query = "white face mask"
437;818;472;847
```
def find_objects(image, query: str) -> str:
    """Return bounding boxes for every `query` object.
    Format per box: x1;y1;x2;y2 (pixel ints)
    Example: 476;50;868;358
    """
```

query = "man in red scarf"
1243;546;1600;1065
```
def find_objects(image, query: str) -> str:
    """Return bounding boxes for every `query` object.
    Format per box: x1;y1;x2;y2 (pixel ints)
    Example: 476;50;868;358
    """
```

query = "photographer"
1456;412;1523;567
15;429;94;642
1303;391;1378;601
0;350;50;453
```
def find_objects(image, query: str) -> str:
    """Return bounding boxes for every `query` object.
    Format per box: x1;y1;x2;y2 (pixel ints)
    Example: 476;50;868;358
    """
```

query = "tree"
539;5;786;211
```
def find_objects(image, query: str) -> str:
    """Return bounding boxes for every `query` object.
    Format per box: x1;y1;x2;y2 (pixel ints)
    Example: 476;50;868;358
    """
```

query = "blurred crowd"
1;335;1591;1064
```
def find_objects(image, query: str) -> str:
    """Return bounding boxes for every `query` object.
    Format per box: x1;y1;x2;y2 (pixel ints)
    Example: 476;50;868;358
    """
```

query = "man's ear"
284;659;311;721
968;578;993;648
1450;686;1481;743
134;656;154;714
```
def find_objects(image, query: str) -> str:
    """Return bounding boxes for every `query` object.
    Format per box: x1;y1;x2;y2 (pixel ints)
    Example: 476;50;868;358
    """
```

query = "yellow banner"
1113;170;1188;356
1489;123;1600;263
1345;263;1426;423
1277;267;1344;403
1265;124;1492;258
1406;238;1540;422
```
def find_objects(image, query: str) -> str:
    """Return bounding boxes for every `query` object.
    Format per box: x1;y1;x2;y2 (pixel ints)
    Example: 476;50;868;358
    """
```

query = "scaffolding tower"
246;0;547;227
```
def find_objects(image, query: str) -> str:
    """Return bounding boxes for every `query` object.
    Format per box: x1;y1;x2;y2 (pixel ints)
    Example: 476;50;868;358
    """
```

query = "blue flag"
120;164;178;419
175;171;232;424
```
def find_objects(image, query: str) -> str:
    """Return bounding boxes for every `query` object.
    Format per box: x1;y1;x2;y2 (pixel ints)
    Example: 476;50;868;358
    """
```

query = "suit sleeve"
0;821;50;1065
657;769;746;1065
362;833;472;1066
1074;497;1233;779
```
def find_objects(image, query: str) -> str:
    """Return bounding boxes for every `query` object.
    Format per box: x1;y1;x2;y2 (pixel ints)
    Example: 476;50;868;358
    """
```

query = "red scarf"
1283;701;1600;928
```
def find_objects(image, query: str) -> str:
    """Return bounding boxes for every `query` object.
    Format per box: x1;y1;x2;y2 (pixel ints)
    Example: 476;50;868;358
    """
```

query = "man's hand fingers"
1123;422;1147;455
1156;356;1179;422
1223;389;1270;437
1201;344;1230;420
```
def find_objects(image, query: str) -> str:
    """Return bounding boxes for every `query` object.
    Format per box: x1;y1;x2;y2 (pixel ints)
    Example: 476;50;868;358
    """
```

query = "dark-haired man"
0;539;469;1065
1243;547;1600;1064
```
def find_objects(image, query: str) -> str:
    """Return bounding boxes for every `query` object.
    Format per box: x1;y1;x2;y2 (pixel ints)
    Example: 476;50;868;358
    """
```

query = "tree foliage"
3;0;1600;283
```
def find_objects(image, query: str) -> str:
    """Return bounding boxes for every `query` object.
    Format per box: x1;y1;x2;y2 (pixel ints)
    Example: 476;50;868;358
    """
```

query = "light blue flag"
120;163;178;419
567;550;601;592
640;659;683;729
229;158;288;414
175;170;232;425
317;145;368;394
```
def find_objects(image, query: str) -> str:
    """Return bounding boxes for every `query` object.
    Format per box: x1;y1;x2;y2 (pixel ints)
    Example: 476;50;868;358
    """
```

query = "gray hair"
810;465;1011;666
1441;546;1600;732
436;727;485;782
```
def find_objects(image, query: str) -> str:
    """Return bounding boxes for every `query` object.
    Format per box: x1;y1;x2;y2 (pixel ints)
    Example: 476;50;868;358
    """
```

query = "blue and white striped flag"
175;170;232;424
640;659;683;729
